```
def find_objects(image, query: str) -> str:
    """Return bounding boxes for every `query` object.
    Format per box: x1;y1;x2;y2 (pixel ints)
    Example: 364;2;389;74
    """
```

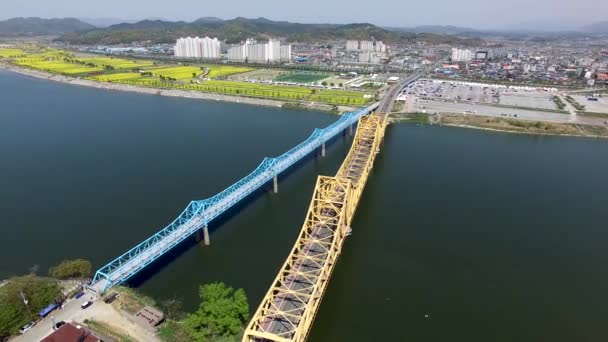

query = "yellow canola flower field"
0;49;27;58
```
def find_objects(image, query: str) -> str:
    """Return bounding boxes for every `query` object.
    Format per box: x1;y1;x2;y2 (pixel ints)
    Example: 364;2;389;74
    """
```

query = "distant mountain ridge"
0;17;95;35
53;17;483;46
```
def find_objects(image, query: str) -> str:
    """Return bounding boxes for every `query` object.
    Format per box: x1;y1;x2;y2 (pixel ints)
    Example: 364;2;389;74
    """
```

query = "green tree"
49;259;92;279
184;282;249;341
321;81;328;86
0;275;61;339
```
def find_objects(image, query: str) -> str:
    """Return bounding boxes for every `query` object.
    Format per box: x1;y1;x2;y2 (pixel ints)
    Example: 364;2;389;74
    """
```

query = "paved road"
378;73;422;113
12;295;159;342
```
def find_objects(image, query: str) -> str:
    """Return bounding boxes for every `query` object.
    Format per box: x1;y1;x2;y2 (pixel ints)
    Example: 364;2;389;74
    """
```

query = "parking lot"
571;95;608;113
405;79;558;110
414;99;574;123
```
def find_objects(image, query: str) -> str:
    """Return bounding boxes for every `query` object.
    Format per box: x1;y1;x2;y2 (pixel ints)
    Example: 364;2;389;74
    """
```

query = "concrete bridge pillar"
321;143;326;157
203;225;210;246
349;124;353;136
273;175;278;193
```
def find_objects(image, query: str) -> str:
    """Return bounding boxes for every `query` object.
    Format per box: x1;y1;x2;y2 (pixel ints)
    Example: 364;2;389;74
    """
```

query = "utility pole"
19;290;33;320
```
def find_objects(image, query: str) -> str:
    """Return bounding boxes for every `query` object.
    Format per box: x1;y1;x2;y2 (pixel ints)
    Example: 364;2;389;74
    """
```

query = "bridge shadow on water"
126;125;357;289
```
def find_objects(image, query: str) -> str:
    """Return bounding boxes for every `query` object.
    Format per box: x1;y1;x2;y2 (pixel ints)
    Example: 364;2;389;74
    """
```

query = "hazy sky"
3;0;607;29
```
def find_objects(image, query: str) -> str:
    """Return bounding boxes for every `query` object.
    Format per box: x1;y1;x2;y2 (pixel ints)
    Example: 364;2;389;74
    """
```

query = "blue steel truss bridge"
89;103;379;294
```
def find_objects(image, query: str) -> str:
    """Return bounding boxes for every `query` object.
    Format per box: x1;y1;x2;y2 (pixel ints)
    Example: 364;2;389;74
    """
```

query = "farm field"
274;72;330;83
201;64;254;78
14;59;104;74
2;46;376;106
147;66;204;79
108;77;372;105
0;48;26;58
79;57;153;69
88;72;145;82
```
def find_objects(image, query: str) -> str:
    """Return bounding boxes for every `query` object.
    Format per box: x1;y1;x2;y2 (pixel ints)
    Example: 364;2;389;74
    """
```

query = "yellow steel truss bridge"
243;113;389;342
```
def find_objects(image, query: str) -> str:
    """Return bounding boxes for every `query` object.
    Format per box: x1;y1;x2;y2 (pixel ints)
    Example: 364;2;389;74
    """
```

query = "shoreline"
0;63;356;114
392;114;608;139
436;123;608;139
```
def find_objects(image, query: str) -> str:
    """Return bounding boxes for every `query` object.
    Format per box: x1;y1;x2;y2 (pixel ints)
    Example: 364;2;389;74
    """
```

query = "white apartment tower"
451;48;473;62
346;40;359;51
346;40;386;53
174;37;221;59
228;39;291;63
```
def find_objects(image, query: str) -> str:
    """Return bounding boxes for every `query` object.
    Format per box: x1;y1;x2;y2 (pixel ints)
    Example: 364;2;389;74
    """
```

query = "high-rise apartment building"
346;40;387;53
174;37;221;59
451;48;473;62
227;39;291;63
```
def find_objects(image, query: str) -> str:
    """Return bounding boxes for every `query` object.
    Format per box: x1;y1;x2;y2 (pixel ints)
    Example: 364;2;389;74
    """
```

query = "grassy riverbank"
392;112;608;138
0;46;374;107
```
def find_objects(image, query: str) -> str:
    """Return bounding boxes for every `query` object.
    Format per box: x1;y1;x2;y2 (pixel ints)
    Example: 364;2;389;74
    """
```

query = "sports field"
274;72;330;83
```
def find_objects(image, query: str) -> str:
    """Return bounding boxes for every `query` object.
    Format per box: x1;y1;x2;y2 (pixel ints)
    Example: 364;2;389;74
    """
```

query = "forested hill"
0;17;95;36
57;17;483;45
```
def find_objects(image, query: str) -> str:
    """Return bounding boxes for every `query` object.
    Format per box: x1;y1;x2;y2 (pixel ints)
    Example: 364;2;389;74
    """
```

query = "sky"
2;0;607;30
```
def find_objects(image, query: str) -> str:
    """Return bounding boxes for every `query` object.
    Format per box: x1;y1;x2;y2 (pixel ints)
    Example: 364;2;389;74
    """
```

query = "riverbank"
392;112;608;138
0;62;357;114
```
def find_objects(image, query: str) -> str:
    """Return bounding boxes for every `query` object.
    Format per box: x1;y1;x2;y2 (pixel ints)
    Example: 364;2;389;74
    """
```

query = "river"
1;70;607;341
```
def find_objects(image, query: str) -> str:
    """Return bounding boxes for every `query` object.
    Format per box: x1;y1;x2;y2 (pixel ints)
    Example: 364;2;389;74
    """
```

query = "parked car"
103;292;120;304
81;300;93;309
54;321;66;330
19;322;35;334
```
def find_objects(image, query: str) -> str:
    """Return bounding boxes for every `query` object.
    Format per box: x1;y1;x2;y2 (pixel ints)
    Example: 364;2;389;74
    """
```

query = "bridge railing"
90;103;378;293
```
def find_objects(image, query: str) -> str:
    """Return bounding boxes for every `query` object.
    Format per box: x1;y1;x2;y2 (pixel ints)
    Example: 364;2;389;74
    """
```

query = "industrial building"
174;36;221;59
228;39;291;63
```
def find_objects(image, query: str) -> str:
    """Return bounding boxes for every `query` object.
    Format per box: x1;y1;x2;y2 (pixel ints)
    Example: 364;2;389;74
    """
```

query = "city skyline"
2;0;608;31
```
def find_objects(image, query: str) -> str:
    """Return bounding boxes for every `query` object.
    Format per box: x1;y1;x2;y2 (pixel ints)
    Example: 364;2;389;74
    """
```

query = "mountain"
388;25;480;35
57;17;481;46
581;21;608;33
79;17;135;28
0;17;95;35
193;17;224;24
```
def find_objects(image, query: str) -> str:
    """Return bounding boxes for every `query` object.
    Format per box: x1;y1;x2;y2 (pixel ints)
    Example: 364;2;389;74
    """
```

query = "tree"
321;81;328;86
184;282;249;341
192;72;197;78
0;275;61;339
49;259;92;279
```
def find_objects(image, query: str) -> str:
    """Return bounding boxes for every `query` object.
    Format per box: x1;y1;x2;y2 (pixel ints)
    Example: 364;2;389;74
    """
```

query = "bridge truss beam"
243;113;388;342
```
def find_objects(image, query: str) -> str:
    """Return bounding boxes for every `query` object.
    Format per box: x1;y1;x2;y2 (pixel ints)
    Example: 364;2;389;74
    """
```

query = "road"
378;73;422;113
11;295;159;342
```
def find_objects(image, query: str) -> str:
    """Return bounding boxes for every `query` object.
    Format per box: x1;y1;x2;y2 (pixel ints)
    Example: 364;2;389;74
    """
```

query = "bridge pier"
203;225;210;246
349;124;353;136
273;175;278;193
321;143;326;157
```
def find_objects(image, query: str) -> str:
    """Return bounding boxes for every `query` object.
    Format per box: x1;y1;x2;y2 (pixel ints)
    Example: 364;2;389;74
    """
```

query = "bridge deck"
243;114;388;342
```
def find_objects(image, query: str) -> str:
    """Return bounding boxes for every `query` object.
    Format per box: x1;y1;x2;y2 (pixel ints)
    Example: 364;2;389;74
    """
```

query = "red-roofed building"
41;323;103;342
596;73;608;81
